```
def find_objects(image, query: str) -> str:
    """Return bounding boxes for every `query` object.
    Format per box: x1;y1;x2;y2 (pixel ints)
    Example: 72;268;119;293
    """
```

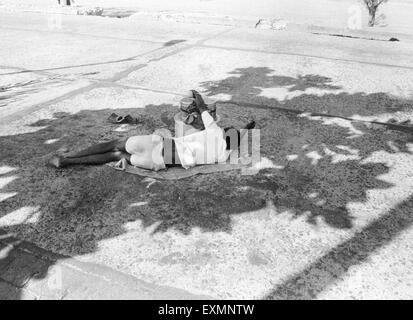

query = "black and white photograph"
0;0;412;305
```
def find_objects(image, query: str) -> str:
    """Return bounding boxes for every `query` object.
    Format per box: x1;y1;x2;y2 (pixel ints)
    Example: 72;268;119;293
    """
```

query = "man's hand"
191;90;208;113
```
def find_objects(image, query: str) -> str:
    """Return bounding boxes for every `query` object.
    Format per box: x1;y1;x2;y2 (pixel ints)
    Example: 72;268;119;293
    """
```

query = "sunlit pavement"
0;11;412;299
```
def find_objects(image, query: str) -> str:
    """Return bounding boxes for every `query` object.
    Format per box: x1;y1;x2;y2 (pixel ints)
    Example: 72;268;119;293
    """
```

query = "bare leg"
49;151;130;168
66;139;127;158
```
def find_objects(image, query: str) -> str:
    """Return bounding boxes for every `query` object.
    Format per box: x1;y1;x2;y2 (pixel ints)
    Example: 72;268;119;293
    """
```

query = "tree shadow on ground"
0;67;412;299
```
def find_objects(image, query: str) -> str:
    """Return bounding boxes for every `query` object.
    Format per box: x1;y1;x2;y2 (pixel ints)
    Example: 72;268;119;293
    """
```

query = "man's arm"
193;91;208;113
200;110;218;129
193;91;219;129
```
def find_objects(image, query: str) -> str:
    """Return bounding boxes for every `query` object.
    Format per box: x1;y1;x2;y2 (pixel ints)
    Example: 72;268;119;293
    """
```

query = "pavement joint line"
198;44;413;70
0;82;95;126
105;27;237;82
195;26;238;46
0;26;232;77
0;25;167;45
0;47;162;77
0;28;233;123
98;81;187;97
0;45;171;123
0;64;68;78
90;27;236;84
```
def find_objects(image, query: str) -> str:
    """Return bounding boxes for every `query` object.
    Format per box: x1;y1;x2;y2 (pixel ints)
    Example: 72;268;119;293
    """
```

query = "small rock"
58;147;69;153
272;19;288;30
255;19;272;29
77;7;104;16
255;18;287;30
387;118;398;124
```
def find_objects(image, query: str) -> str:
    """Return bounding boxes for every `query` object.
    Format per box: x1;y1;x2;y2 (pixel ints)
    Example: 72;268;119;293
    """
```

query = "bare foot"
48;156;64;168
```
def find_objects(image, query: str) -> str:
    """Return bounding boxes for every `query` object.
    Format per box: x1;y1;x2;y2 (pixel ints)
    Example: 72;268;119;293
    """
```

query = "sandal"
108;113;140;124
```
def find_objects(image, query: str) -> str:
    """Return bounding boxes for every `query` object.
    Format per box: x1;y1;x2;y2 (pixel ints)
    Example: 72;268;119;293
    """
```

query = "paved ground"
0;11;413;299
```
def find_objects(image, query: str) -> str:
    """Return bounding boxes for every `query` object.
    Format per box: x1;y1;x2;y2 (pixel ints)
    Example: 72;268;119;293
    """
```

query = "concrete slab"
0;27;161;73
118;46;413;116
0;10;412;299
317;223;413;300
1;84;412;298
0;11;231;123
203;28;413;68
0;69;91;123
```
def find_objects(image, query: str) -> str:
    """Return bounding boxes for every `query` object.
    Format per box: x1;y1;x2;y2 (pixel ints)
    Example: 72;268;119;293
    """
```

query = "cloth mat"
107;158;251;180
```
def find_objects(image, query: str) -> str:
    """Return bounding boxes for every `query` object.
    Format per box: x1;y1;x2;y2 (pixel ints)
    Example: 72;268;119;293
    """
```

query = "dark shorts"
162;138;182;167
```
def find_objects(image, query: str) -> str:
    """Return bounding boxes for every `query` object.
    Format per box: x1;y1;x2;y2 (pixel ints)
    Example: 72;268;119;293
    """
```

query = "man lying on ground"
48;91;255;171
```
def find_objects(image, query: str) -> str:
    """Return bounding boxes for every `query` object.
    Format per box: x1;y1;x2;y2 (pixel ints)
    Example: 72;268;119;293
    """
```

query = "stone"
255;18;287;30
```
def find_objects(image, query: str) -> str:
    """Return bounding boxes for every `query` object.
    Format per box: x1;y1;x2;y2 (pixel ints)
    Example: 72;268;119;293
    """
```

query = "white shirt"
173;111;228;169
